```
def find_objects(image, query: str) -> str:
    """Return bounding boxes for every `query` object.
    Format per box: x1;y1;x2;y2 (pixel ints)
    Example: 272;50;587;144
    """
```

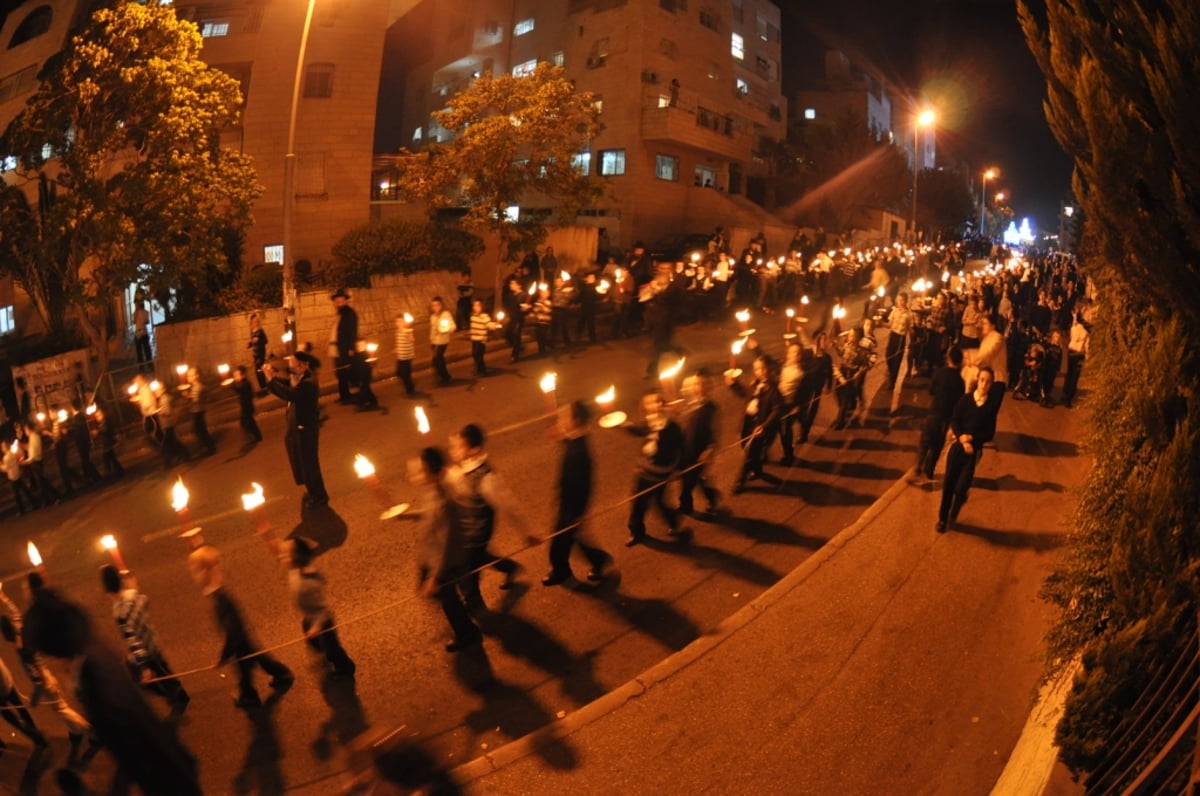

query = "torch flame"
366;342;379;354
35;412;45;423
127;384;138;396
27;541;41;568
539;372;557;394
537;282;548;293
528;282;537;295
876;286;886;297
595;385;615;405
282;330;294;344
560;270;571;281
149;380;161;393
786;308;795;318
403;312;414;323
735;309;751;323
659;357;685;380
353;454;376;479
241;482;265;510
597;279;611;294
691;253;701;263
218;363;230;375
10;439;18;454
801;295;810;305
496;310;506;321
56;409;68;423
170;477;189;512
101;534;117;551
731;339;747;355
415;406;431;434
175;364;188;376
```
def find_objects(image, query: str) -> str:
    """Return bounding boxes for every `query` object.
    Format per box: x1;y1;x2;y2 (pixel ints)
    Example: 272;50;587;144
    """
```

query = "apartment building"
385;0;788;249
790;50;894;141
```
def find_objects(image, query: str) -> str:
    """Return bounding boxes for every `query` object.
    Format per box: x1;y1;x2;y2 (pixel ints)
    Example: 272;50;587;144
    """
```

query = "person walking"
188;545;294;708
185;367;217;456
796;331;833;444
468;299;492;377
677;372;723;516
22;420;59;504
414;446;482;652
429;296;455;385
152;380;191;467
255;529;356;679
394;312;417;396
0;654;46;748
263;351;328;508
915;347;966;482
132;298;153;369
937;366;1003;532
728;354;784;493
446;424;524;612
1063;312;1089;408
248;313;269;392
99;565;190;713
4;437;36;514
331;289;360;404
624;391;687;546
231;365;263;445
92;404;124;479
541;401;611;585
885;292;914;389
502;279;528;362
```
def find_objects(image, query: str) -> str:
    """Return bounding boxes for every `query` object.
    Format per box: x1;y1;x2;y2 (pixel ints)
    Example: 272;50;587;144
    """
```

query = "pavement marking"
139;495;288;543
990;657;1080;796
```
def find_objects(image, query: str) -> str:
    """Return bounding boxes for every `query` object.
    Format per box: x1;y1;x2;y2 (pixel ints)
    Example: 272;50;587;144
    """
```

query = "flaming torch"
354;454;409;520
27;541;45;576
659;357;685;402
218;363;233;386
100;534;128;572
241;482;269;534
171;477;193;533
540;372;558;420
735;308;751;333
414;406;431;435
727;339;747;379
595;385;626;428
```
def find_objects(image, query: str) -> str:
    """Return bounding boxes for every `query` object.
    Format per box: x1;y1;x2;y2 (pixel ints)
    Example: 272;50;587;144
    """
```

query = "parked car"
648;233;712;264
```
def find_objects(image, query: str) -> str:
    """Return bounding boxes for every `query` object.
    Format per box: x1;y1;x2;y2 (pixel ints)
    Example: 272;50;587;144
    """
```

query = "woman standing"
247;313;268;392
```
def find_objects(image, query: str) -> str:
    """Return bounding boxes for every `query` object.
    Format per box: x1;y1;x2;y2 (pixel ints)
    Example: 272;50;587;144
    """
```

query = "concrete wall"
153;270;467;374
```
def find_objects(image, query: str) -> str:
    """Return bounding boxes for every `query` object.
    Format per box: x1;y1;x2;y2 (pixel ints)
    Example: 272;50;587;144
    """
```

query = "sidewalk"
455;387;1087;794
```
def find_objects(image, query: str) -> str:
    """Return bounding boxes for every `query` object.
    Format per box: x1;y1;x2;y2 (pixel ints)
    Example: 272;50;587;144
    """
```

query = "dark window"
8;5;52;48
303;63;334;98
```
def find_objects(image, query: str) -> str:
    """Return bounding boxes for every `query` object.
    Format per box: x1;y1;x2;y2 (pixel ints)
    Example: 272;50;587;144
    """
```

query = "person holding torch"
263;350;329;508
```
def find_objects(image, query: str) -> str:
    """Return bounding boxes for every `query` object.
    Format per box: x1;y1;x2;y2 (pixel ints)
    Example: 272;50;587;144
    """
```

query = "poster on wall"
12;349;92;418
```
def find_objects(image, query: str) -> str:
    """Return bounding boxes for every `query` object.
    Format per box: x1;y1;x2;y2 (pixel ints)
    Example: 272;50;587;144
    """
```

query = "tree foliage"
391;63;602;266
329;219;484;287
0;0;261;366
781;110;911;232
915;167;976;238
1020;0;1200;775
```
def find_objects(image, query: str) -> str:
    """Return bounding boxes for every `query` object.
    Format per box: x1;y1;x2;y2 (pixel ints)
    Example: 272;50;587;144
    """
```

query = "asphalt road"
0;299;926;794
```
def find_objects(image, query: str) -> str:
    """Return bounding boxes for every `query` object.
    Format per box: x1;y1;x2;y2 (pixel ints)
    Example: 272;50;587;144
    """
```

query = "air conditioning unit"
641;70;658;84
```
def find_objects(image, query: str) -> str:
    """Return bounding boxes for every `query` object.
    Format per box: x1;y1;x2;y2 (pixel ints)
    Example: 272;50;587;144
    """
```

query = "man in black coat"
937;366;1003;532
915;347;966;481
678;372;722;515
625;391;687;546
263;351;328;507
331;289;359;404
542;401;611;585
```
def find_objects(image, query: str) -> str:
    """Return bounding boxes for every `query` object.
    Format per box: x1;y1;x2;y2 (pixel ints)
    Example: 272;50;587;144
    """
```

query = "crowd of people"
0;231;1093;792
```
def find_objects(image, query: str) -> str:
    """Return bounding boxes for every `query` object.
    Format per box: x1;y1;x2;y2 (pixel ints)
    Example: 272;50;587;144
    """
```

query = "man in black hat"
263;351;329;507
331;289;359;405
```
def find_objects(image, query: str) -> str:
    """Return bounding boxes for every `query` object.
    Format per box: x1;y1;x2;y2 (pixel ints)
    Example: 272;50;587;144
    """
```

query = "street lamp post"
911;109;935;242
980;167;997;238
281;0;318;355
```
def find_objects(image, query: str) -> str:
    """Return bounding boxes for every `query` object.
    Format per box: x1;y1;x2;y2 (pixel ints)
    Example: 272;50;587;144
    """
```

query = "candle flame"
56;409;68;423
282;330;294;343
735;309;751;323
170;477;189;512
241;482;265;511
801;295;810;305
127;383;138;396
560;270;571;281
218;363;230;375
175;364;188;376
833;305;846;319
10;439;18;454
27;541;41;568
538;282;548;293
439;317;452;332
691;252;701;262
35;412;45;423
595;385;615;404
539;372;557;394
101;534;117;551
876;286;886;297
415;406;431;434
528;282;537;295
353;454;376;480
496;310;506;321
149;380;161;392
731;339;747;355
403;312;413;323
786;308;795;318
596;280;611;294
942;271;951;282
366;342;379;354
659;357;685;380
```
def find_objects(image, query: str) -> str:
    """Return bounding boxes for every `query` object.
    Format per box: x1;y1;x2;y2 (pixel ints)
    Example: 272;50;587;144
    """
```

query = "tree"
329;219;484;287
784;109;911;231
1020;0;1200;776
914;167;976;238
391;63;602;295
0;0;261;369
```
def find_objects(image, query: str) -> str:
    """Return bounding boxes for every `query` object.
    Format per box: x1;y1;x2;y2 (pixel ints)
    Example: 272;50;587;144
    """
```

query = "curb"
990;657;1080;796
452;462;916;784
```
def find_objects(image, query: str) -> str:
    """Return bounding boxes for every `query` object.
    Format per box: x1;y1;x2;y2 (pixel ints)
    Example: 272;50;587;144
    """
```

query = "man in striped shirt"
468;299;492;377
394;312;417;395
101;565;190;712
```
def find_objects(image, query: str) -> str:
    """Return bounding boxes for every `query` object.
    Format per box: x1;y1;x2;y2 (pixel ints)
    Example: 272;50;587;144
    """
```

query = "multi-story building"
0;0;390;335
790;50;894;142
383;0;788;249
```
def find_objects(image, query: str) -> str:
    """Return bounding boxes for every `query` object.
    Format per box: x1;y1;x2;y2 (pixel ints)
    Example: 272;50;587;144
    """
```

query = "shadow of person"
290;503;349;554
463;680;578;771
642;536;782;587
774;478;876;506
365;733;465;795
982;474;1067;493
581;577;701;653
476;611;605;707
233;693;286;796
992;431;1079;458
452;640;497;694
313;674;371;763
950;522;1066;552
13;744;51;796
795;457;908;481
699;513;825;549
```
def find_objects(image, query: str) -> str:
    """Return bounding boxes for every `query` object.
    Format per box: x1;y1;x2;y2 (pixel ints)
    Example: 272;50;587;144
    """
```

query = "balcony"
639;91;751;162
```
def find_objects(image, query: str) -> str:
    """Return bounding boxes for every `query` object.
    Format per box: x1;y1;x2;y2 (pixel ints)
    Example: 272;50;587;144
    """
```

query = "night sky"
0;0;1074;231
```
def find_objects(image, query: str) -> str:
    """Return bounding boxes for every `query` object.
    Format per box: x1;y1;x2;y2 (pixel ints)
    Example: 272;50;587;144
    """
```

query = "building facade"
385;0;788;250
790;50;894;141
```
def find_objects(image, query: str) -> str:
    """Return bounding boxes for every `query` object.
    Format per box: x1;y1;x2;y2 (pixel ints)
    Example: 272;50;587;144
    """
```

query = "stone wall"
153;270;466;374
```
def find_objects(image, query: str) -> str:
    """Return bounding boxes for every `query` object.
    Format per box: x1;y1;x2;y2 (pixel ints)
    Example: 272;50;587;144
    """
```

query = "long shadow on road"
580;573;701;654
950;521;1066;552
642;536;782;588
699;512;826;549
477;610;606;709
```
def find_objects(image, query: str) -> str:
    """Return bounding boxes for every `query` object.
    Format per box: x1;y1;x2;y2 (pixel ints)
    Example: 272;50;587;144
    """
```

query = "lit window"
512;58;537;77
264;245;283;264
201;21;230;37
736;78;749;95
804;108;816;120
655;154;679;181
0;306;14;335
731;32;744;60
504;205;520;222
412;126;422;142
514;17;534;36
571;152;591;175
599;149;625;176
551;50;564;67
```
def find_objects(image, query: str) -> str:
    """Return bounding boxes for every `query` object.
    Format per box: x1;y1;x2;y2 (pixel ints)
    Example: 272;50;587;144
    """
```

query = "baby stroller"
1012;334;1046;401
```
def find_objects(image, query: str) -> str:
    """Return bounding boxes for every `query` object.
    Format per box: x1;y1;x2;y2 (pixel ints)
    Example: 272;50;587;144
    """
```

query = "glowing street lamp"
911;108;936;238
980;167;998;237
